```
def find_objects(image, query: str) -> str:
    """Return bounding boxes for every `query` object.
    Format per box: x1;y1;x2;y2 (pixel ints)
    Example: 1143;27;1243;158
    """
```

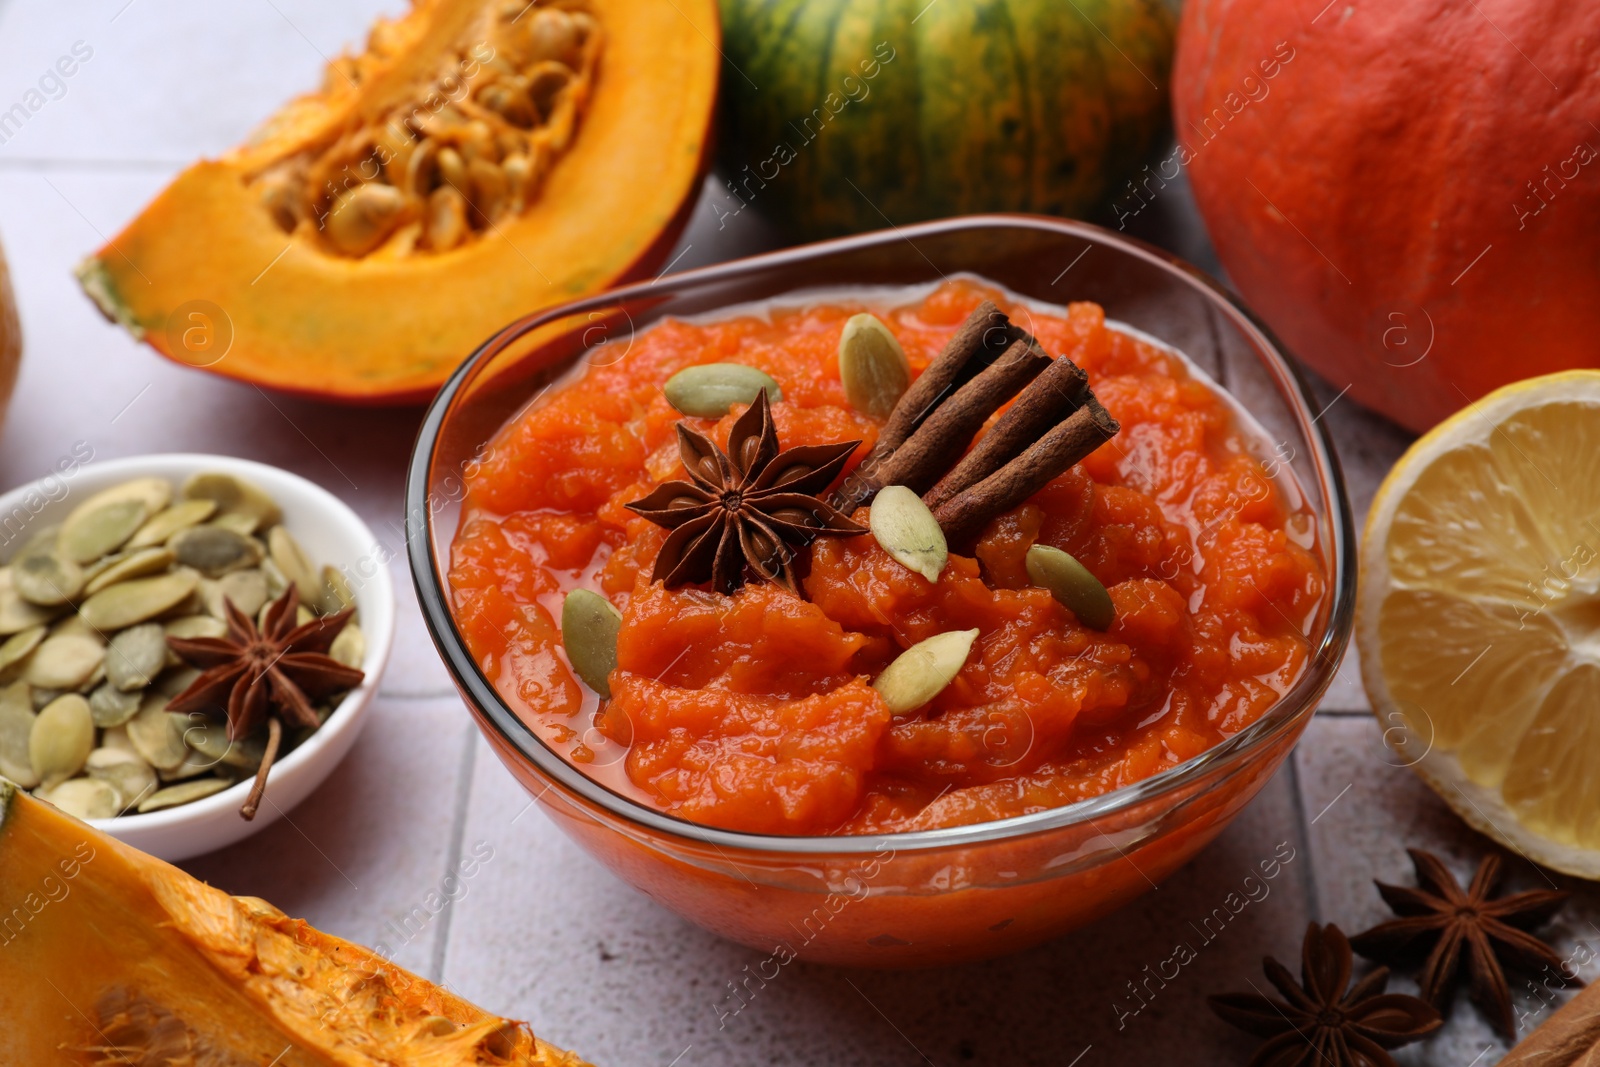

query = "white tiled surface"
0;2;1583;1064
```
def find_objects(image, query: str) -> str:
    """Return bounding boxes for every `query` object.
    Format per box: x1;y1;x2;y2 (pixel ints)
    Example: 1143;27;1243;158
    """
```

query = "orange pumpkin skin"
1173;0;1600;432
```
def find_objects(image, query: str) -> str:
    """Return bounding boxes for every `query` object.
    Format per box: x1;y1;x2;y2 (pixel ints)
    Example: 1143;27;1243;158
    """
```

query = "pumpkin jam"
449;279;1325;836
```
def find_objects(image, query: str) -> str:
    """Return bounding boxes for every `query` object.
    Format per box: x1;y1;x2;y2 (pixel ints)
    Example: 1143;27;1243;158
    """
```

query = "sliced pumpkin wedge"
76;0;718;403
0;780;592;1065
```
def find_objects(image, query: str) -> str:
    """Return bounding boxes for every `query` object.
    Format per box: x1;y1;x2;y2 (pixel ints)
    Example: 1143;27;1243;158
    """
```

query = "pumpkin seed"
0;625;45;680
319;565;356;615
208;511;261;537
261;557;290;599
329;622;365;670
58;499;149;564
417;1016;459;1038
49;613;102;642
11;539;84;606
170;525;263;577
182;472;281;530
83;546;176;595
79;570;200;631
182;716;264;771
126;499;216;549
214;569;270;618
868;486;947;582
156;666;201;698
86;747;157;812
41;777;119;820
24;634;105;690
30;687;65;710
29;693;94;787
426;185;468;251
126;692;188;771
161;747;224;781
164;614;228;641
1025;545;1115;631
70;478;173;524
561;589;621;697
0;577;59;634
88;681;142;728
268;526;320;601
871;629;979;714
101;724;138;756
327;182;407;257
838;313;911;418
0;681;38;787
437;145;468;192
526;8;581;64
106;623;168;692
137;777;230;813
662;363;783;418
468;157;508;222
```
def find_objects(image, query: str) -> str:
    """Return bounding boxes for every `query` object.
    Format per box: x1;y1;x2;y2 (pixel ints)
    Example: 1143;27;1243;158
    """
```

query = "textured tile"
442;739;1311;1066
1295;715;1600;1062
182;695;477;979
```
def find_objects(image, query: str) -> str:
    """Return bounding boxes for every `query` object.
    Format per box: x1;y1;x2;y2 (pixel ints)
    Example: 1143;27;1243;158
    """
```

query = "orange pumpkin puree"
450;279;1325;836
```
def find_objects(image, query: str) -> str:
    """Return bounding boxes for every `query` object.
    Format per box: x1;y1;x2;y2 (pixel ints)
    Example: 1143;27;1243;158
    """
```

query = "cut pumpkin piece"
0;780;593;1065
1358;370;1600;879
75;0;718;403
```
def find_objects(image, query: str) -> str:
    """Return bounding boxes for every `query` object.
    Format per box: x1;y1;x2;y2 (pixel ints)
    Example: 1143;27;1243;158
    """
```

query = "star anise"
625;390;866;594
166;586;365;820
1351;849;1576;1039
1210;922;1442;1067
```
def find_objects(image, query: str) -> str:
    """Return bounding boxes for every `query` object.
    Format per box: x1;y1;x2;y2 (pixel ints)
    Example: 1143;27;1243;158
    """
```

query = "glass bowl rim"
406;212;1357;857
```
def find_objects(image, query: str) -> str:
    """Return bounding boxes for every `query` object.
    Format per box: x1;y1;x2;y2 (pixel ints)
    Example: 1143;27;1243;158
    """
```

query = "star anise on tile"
1210;922;1442;1067
166;586;365;820
1351;849;1577;1039
625;390;866;595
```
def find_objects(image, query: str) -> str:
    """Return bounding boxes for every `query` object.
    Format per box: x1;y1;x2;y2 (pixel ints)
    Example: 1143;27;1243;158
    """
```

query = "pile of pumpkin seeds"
0;472;365;820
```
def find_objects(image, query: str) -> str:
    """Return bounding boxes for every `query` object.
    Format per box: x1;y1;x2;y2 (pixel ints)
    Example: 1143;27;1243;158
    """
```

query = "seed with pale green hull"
127;499;217;549
216;568;270;618
1025;545;1115;631
871;629;978;714
126;692;188;771
182;472;281;530
164;615;227;641
268;526;321;601
41;777;119;820
562;589;621;697
868;486;947;582
79;570;200;631
170;525;262;577
86;747;157;812
330;622;365;670
59;499;149;564
662;363;783;417
183;715;265;770
30;693;94;788
88;681;142;727
320;565;356;615
261;558;290;599
12;540;84;606
209;512;262;537
137;777;229;813
70;478;172;524
101;724;137;755
160;747;225;781
156;666;201;698
0;625;45;680
106;623;168;691
0;681;38;787
24;634;105;690
84;547;176;595
838;313;911;418
0;578;59;634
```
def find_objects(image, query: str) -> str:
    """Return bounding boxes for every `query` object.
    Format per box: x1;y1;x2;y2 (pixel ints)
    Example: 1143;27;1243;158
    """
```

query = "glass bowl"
406;215;1356;968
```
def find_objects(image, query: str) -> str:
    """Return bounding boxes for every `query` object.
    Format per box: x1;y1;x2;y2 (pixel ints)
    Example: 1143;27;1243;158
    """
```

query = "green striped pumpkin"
717;0;1177;238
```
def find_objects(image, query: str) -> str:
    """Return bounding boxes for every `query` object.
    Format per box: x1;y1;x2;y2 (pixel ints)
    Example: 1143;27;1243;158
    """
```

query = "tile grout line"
427;722;479;984
1283;749;1324;924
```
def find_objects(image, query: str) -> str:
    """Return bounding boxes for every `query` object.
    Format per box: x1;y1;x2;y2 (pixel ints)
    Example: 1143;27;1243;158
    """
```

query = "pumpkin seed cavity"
4;472;361;817
252;3;601;258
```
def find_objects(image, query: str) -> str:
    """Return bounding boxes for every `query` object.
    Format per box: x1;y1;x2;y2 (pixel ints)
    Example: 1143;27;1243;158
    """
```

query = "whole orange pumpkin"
1172;0;1600;432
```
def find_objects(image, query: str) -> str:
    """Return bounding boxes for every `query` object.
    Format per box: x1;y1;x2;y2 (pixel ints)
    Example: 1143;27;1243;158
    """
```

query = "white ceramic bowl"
0;453;394;861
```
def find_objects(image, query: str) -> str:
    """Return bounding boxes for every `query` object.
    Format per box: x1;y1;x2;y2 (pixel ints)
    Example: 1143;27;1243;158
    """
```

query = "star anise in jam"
1351;849;1576;1039
166;586;365;820
625;390;865;595
1210;923;1441;1067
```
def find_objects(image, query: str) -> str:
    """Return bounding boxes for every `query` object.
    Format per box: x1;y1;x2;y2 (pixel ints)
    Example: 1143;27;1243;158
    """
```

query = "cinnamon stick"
923;351;1089;512
933;397;1120;544
1501;980;1600;1066
875;300;1016;453
867;338;1051;494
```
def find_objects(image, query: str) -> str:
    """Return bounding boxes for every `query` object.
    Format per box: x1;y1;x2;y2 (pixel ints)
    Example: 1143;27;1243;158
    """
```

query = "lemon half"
1359;370;1600;878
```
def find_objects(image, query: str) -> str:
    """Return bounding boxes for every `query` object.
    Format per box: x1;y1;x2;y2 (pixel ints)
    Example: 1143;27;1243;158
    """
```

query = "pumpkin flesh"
77;0;718;403
0;781;590;1066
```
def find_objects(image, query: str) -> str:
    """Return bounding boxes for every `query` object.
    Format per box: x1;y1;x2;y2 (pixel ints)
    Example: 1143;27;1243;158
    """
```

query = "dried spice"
1351;848;1576;1039
1210;922;1441;1067
166;587;364;820
1501;978;1600;1065
626;391;865;595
